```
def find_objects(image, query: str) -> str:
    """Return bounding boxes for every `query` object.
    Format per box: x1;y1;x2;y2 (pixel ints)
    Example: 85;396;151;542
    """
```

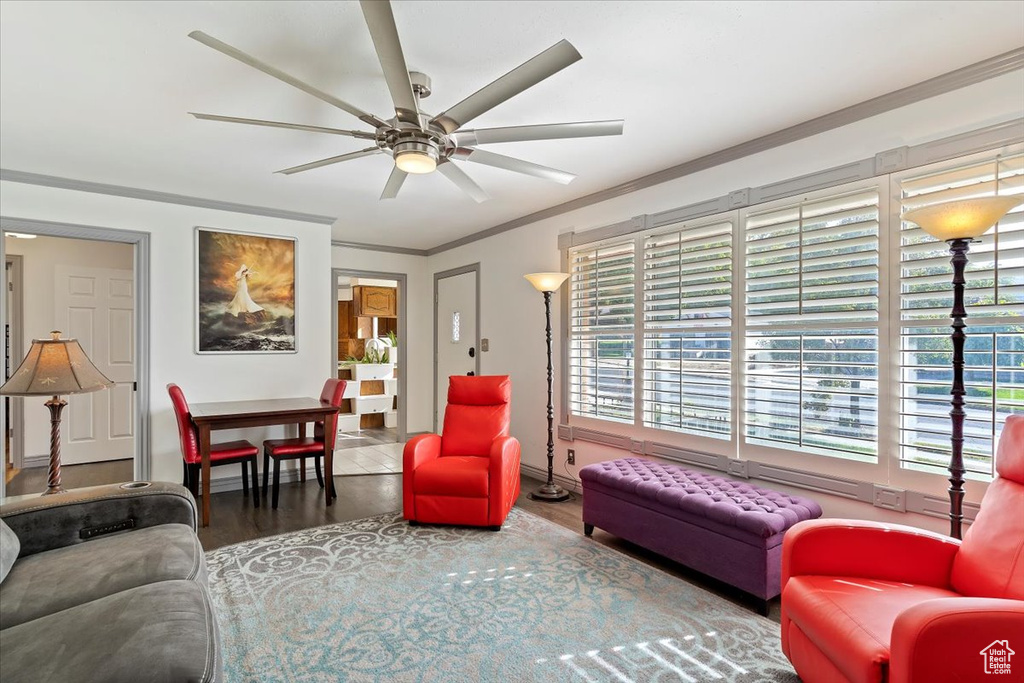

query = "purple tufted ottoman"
580;457;822;613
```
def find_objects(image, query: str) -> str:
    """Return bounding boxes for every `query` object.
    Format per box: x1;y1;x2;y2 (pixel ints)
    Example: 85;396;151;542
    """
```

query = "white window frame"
887;143;1024;499
734;177;890;483
638;213;739;458
566;236;637;425
561;141;1022;508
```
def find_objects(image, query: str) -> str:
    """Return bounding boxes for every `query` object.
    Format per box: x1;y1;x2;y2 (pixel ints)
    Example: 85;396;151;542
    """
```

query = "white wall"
5;235;134;460
0;184;333;485
3;68;1020;528
331;247;434;435
421;71;1024;534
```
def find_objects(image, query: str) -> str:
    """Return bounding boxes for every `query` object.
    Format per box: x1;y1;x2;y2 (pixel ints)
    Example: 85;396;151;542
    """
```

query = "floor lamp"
0;331;113;495
901;196;1022;539
524;272;572;503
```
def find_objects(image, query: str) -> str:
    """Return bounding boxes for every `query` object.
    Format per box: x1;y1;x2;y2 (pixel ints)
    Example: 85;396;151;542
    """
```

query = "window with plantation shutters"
743;188;880;460
897;153;1024;477
643;219;733;438
568;240;635;423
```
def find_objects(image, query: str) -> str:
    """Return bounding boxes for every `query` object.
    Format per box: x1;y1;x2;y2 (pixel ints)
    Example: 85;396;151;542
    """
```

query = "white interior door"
55;266;135;464
436;270;477;430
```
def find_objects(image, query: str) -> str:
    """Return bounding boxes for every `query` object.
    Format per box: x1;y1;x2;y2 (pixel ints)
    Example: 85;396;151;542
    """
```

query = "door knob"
469;347;476;358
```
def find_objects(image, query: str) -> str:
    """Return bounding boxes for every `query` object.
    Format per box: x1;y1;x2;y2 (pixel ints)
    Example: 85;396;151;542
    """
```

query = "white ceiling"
1;1;1022;250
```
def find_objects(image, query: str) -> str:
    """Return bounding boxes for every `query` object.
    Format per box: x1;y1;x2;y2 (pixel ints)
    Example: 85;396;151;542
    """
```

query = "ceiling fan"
188;0;623;202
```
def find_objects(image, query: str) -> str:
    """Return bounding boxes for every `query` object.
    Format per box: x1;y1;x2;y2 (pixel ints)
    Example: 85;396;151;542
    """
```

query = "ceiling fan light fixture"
393;140;439;174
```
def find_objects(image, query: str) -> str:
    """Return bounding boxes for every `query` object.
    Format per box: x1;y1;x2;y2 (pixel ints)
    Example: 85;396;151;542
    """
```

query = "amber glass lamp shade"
524;272;570;293
901;196;1023;241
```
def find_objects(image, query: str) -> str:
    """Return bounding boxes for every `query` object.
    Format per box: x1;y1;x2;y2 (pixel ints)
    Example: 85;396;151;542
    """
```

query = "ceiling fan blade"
188;31;388;129
431;40;581;134
190;113;377;139
359;0;421;127
275;147;382;175
453;148;576;185
452;120;624;147
436;161;489;203
380;166;408;200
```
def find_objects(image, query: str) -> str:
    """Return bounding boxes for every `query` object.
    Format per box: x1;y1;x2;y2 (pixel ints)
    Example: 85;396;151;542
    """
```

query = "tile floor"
332;441;403;476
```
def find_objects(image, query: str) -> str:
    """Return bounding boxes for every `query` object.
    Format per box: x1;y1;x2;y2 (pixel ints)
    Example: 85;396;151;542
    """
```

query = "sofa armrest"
782;519;960;590
403;434;442;519
890;598;1024;683
487;436;521;526
0;482;197;558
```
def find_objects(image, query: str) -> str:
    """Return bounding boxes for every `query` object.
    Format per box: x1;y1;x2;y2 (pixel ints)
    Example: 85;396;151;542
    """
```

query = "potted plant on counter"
382;331;398;366
345;341;393;381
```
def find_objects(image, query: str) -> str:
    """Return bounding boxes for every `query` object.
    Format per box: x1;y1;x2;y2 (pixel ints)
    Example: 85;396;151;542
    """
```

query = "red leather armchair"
403;375;520;530
780;414;1024;683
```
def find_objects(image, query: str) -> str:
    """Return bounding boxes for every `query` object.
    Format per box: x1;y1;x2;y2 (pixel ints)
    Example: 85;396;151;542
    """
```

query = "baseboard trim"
520;463;582;496
21;455;48;468
559;423;980;523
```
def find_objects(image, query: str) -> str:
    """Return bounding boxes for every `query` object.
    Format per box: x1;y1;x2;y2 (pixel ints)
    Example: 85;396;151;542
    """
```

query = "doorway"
434;264;480;432
0;220;150;500
4;255;23;482
331;268;407;476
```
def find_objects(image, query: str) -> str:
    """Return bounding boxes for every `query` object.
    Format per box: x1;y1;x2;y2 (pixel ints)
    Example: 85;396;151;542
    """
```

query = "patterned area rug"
206;508;799;682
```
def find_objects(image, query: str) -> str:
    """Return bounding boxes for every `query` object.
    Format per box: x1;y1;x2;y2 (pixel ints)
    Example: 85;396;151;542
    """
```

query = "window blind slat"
898;151;1024;477
642;219;733;439
743;188;880;461
569;240;636;423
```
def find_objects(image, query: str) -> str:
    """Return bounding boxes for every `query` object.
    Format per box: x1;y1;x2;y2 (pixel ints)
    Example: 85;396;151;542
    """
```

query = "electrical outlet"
567;449;575;465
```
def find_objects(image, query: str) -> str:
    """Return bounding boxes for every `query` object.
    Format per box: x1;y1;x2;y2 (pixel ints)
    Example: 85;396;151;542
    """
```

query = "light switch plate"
480;338;489;352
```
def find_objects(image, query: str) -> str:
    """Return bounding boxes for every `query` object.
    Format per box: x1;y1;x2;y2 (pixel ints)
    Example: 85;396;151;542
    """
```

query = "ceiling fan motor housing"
390;137;440;162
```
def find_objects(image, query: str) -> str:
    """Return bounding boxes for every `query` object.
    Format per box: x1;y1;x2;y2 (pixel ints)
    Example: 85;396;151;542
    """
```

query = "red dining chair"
262;378;346;509
167;383;261;508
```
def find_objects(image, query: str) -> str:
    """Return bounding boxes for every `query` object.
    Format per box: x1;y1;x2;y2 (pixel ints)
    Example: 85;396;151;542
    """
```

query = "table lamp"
901;195;1022;539
524;272;572;502
0;331;114;495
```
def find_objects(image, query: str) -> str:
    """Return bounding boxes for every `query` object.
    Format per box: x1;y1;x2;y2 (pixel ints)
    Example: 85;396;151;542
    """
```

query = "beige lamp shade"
0;331;113;396
901;196;1023;241
524;272;570;293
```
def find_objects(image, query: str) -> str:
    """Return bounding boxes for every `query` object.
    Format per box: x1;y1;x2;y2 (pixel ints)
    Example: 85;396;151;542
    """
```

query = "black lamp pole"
946;238;970;540
530;289;570;502
902;194;1022;540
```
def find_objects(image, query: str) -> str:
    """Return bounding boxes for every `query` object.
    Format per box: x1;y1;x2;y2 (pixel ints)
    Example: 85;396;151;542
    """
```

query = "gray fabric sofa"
0;482;222;683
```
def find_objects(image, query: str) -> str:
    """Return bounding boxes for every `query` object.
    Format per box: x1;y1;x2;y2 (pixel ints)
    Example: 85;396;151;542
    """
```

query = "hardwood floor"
198;472;782;621
5;459;134;497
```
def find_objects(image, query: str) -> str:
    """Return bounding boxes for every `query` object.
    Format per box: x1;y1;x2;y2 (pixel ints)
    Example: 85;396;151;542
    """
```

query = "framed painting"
195;227;296;354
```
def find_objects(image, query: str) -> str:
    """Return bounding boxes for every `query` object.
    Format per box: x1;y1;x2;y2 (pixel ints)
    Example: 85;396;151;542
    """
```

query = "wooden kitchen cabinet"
354;286;397;317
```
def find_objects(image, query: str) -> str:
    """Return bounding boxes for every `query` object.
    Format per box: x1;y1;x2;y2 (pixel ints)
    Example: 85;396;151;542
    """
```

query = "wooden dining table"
189;397;340;527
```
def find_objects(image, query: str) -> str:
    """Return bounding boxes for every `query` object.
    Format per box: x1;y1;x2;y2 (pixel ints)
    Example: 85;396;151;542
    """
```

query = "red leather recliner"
780;414;1024;683
403;375;520;530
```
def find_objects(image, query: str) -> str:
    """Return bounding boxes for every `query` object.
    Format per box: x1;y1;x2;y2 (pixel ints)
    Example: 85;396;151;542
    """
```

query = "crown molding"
330;240;428;256
0;168;337;225
425;46;1024;255
2;47;1021;256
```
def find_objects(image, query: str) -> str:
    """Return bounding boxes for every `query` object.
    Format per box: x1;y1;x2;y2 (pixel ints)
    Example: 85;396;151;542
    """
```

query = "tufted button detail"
580;457;823;538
